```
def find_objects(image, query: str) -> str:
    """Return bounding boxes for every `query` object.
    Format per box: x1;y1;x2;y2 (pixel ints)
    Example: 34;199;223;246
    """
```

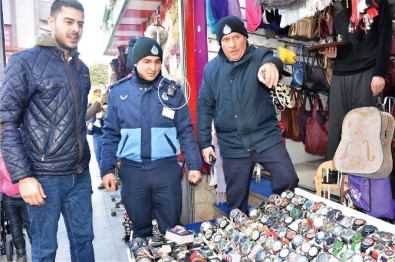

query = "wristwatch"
254;249;268;262
362;225;377;237
215;216;229;229
381;249;395;261
279;247;290;260
307;246;320;260
333;240;345;257
361;237;374;253
331;224;343;238
298;221;309;234
380;232;393;246
248;207;261;220
304;228;316;240
300;242;311;255
302;199;315;210
269;194;281;204
295;255;309;262
341;228;355;248
323;237;336;253
291;234;304;250
352;218;366;232
370;243;385;261
272;240;283;255
339;249;355;261
351;233;363;252
251;229;261;242
316;252;331;262
315;231;328;245
326;208;342;221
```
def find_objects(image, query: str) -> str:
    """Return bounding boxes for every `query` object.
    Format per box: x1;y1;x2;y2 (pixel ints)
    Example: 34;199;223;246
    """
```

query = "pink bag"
0;156;20;196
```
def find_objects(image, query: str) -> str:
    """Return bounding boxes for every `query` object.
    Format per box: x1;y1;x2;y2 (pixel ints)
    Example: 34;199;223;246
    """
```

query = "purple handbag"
348;175;395;219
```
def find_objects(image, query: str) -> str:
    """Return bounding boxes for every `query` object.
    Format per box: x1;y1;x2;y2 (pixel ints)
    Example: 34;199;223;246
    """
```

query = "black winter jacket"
197;45;283;158
0;34;91;183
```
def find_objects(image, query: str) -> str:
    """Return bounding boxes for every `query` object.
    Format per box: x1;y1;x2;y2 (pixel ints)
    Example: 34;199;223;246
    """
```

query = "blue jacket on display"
197;45;283;158
100;74;202;176
0;34;91;182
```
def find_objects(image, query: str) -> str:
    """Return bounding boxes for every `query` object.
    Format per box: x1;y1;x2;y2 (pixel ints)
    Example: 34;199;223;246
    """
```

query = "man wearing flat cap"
100;37;202;239
197;16;299;214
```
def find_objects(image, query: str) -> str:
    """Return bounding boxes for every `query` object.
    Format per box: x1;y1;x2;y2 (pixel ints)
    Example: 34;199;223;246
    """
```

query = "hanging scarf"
349;0;378;32
206;0;217;34
228;0;242;18
210;0;229;22
246;0;263;32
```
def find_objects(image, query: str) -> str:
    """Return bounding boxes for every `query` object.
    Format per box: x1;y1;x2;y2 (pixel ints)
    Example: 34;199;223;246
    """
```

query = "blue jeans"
2;195;31;242
26;170;95;262
93;133;102;165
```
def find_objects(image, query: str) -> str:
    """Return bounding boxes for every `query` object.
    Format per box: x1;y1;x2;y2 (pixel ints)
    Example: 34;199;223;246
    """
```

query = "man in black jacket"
197;16;299;214
321;0;392;160
0;0;94;261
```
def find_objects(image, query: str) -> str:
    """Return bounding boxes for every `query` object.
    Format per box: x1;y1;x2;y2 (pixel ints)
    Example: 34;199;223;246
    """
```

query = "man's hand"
102;173;118;191
188;170;203;184
319;46;337;58
257;62;279;89
19;177;46;206
371;76;385;96
202;146;216;164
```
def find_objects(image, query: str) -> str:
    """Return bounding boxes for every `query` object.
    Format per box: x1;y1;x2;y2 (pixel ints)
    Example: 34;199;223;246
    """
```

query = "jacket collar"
35;33;80;59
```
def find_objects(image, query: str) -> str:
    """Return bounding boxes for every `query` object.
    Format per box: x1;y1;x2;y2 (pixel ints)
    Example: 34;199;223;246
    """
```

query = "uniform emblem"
161;92;169;101
223;24;232;35
120;95;128;100
151;45;159;55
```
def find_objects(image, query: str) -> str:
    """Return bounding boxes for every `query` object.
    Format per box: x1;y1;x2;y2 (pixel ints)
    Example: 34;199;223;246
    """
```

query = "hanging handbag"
281;89;303;141
297;92;314;144
319;5;335;40
288;15;319;39
305;94;328;156
290;45;307;87
303;53;330;93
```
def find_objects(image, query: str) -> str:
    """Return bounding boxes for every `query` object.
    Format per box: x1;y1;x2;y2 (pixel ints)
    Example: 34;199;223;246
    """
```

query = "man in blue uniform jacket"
100;37;202;238
197;16;299;214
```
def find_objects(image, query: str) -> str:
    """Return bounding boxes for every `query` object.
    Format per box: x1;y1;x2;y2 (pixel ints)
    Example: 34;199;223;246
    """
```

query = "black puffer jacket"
0;34;91;183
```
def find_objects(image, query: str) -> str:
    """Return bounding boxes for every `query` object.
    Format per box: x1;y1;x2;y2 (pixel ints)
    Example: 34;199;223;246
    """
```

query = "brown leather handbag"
281;89;303;141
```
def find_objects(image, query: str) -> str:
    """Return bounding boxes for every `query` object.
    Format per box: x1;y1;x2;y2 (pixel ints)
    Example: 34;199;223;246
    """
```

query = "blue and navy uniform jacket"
100;74;202;176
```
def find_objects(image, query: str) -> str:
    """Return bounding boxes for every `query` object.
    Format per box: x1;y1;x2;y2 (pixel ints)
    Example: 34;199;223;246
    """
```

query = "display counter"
127;188;395;261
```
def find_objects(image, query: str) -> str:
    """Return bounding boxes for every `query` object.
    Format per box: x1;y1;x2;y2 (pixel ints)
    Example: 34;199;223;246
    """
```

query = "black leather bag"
303;53;329;93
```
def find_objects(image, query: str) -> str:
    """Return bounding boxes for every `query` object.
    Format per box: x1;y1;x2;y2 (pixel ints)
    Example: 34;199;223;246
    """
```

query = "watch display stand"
314;160;347;204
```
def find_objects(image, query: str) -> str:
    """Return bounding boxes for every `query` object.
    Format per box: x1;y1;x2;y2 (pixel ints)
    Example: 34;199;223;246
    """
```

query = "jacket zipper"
64;56;84;173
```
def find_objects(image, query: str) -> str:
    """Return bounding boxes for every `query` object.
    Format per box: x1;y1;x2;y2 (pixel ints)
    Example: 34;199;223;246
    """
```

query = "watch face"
301;242;311;253
354;218;365;227
251;230;260;241
305;229;316;239
381;232;393;242
279;248;290;258
273;240;282;252
350;254;363;262
325;237;336;246
292;234;304;247
384;249;395;256
265;238;275;249
363;225;376;236
284;216;293;224
308;246;319;257
255;249;268;261
269;194;281;204
260;215;269;224
302;200;314;210
362;237;374;246
213;232;222;243
313;217;324;229
316;252;330;262
342;228;355;240
249;208;261;220
373;244;385;252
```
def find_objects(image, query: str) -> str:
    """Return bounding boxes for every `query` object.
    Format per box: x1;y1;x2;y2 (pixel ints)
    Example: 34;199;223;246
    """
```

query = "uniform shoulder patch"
109;74;132;90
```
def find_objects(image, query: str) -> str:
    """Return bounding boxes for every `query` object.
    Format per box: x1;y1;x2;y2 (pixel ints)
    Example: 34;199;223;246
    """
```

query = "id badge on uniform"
162;107;175;119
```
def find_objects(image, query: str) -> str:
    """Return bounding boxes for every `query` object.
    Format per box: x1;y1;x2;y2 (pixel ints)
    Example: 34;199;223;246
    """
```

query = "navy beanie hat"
132;37;163;64
216;16;248;44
